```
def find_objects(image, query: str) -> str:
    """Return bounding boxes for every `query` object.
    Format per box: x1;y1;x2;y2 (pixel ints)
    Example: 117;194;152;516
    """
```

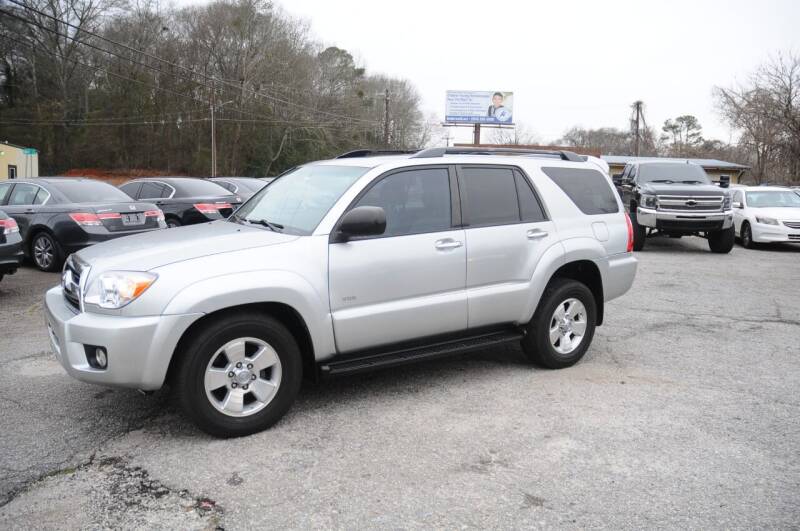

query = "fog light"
95;348;107;368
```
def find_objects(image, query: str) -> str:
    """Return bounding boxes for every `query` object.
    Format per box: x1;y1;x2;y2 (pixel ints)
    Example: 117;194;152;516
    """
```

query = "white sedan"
731;186;800;248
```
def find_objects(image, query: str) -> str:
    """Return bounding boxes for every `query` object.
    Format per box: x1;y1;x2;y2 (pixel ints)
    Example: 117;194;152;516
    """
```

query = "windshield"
745;190;800;208
53;180;135;203
232;164;370;235
637;163;711;184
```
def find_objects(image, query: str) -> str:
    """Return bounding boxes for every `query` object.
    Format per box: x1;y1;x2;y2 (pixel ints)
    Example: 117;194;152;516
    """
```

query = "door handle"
435;238;463;250
25;208;35;214
527;229;548;240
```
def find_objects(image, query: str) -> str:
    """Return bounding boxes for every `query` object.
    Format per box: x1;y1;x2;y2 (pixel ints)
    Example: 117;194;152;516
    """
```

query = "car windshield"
232;164;370;235
52;180;134;203
637;163;711;184
745;190;800;208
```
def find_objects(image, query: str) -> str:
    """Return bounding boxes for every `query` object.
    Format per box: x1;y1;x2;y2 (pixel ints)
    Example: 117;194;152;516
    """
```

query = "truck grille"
62;256;85;311
656;195;724;213
783;221;800;229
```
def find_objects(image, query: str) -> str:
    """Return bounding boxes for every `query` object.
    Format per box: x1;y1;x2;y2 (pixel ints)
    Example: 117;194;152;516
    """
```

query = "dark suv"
613;161;734;253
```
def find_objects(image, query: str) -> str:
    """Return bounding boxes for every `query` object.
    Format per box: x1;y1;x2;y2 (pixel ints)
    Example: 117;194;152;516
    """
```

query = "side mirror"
334;206;386;242
719;175;730;188
732;201;743;209
612;174;623;186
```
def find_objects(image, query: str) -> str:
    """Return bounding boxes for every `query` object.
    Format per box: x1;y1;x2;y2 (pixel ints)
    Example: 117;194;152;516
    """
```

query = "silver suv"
44;148;638;437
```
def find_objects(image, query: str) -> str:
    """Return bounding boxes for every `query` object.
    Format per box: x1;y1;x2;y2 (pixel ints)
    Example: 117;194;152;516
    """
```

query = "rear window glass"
542;167;619;215
52;180;133;203
173;179;232;197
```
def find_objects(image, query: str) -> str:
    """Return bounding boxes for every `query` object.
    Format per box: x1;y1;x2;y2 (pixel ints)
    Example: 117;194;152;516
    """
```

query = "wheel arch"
549;260;604;325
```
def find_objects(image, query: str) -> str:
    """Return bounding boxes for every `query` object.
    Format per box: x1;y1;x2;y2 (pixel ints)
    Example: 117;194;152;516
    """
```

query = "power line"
3;0;380;126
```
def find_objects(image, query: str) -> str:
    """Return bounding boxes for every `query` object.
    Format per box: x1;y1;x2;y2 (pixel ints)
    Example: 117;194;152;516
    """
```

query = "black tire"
740;222;756;249
521;278;597;369
174;312;303;437
30;231;64;272
630;210;646;251
166;217;182;228
708;226;735;253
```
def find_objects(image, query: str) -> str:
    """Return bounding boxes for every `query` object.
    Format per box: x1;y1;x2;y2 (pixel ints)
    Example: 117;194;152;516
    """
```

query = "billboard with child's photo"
445;90;514;124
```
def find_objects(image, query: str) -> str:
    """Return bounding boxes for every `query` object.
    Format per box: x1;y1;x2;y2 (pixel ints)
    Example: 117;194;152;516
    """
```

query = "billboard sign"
445;90;514;124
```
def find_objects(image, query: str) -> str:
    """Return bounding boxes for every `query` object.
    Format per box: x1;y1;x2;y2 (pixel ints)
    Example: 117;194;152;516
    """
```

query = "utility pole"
631;100;645;157
472;123;481;145
210;93;217;177
382;88;390;147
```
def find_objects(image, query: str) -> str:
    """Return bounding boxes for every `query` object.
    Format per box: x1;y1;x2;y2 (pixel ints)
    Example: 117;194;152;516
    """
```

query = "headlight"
640;194;657;209
755;216;779;226
722;195;731;209
84;271;157;309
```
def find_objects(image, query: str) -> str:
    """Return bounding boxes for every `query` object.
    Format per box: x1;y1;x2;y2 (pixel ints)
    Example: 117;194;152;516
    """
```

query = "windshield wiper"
650;179;675;184
681;180;704;184
245;218;284;232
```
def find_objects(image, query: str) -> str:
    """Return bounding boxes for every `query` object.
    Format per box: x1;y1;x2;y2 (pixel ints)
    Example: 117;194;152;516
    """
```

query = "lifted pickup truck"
45;147;638;437
613;161;734;253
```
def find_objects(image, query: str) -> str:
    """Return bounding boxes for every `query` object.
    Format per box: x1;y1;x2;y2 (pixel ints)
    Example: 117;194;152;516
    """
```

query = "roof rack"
411;147;585;162
336;149;419;159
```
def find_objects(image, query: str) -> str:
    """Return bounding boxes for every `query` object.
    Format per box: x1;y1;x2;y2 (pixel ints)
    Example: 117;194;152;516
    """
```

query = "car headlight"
722;195;731;209
84;271;157;309
640;194;657;209
755;216;779;226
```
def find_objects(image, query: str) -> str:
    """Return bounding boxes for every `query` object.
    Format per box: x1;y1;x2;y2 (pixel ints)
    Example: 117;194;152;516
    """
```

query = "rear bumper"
61;226;164;256
751;223;800;243
44;286;202;390
0;236;24;273
600;252;638;302
637;207;733;231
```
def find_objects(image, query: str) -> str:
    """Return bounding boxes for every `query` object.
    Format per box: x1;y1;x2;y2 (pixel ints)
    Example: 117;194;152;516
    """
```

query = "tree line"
0;0;428;176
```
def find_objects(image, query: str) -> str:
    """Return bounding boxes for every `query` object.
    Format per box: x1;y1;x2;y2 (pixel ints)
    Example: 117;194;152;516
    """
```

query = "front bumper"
637;208;733;231
750;222;800;243
44;286;202;390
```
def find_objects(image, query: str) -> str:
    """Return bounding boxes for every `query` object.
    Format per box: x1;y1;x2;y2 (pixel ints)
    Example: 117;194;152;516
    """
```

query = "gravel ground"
0;236;798;529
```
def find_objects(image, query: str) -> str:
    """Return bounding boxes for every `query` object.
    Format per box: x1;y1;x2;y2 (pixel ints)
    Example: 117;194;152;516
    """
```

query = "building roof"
601;155;749;171
1;140;37;152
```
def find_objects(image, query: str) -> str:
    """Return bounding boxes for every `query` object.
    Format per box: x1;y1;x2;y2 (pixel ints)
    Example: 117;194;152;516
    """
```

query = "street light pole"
210;98;234;177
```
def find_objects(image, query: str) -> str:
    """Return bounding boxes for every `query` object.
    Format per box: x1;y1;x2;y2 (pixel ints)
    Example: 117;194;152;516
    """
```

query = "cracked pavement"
0;236;798;529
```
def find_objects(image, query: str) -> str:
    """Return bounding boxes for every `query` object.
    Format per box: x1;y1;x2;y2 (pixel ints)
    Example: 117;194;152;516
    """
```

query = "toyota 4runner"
44;147;638;437
614;161;734;252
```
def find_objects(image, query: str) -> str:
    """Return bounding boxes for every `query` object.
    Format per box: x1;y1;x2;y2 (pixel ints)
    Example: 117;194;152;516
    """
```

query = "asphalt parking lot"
0;236;798;529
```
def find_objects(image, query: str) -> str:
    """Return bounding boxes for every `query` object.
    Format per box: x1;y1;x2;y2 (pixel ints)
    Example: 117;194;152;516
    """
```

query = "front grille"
789;235;800;241
62;257;84;311
783;221;800;229
656;195;724;213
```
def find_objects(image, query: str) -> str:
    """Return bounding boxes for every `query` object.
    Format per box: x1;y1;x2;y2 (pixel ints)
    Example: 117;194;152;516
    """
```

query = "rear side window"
459;167;519;226
0;182;12;203
119;182;140;198
514;171;546;222
139;182;167;199
542;167;619;215
8;184;40;205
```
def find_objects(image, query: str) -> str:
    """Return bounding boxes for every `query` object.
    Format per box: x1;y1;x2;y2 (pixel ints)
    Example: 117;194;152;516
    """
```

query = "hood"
76;220;298;273
640;182;727;196
747;206;800;221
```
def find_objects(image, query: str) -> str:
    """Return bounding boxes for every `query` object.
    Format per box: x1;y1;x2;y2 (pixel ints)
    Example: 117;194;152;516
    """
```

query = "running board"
319;329;524;377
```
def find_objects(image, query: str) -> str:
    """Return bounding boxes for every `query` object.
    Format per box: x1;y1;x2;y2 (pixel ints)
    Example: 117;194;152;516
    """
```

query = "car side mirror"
732;201;743;209
334;206;386;242
612;174;623;186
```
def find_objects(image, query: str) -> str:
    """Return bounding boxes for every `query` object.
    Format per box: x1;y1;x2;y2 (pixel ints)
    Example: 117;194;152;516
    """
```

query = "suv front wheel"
521;278;597;369
174;312;303;437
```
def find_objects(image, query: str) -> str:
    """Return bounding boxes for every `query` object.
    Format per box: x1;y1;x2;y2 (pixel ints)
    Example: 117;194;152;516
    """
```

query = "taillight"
97;213;121;220
624;212;634;253
69;212;102;226
0;218;18;234
145;209;165;222
194;203;232;214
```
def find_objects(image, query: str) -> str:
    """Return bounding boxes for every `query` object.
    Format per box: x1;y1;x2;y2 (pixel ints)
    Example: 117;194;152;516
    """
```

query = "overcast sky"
187;0;800;145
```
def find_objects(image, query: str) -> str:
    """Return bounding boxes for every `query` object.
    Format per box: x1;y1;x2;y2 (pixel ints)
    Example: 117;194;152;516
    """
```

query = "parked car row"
0;176;269;275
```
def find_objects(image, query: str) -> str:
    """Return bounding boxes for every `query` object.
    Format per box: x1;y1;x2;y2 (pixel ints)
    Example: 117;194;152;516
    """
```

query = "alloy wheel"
204;337;282;417
549;298;588;355
33;235;54;270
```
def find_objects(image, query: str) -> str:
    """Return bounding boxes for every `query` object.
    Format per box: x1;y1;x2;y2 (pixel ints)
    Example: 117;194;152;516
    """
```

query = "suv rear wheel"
708;226;735;253
174;312;302;437
521;278;597;369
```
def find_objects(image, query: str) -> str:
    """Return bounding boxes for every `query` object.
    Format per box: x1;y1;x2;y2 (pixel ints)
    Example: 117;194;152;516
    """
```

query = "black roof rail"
411;147;585;162
336;149;419;159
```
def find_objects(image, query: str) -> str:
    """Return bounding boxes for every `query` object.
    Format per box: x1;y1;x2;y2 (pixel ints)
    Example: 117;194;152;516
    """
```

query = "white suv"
731;186;800;247
44;148;638;437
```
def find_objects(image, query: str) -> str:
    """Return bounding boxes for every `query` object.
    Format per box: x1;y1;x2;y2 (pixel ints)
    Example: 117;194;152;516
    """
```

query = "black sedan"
119;177;241;228
209;177;270;200
0;209;23;282
0;178;165;272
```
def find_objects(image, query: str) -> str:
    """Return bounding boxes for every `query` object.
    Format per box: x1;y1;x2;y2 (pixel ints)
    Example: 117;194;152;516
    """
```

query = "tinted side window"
33;188;49;205
9;184;39;205
514;172;546;222
542;167;620;215
139;182;165;199
119;182;141;199
459;167;519;226
354;167;451;237
0;183;11;203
